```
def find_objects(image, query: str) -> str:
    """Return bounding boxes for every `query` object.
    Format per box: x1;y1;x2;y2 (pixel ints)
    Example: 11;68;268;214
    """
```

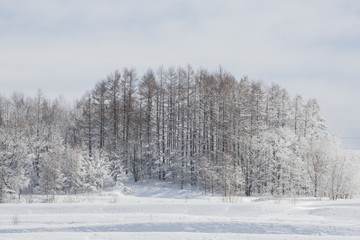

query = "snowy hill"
0;181;359;240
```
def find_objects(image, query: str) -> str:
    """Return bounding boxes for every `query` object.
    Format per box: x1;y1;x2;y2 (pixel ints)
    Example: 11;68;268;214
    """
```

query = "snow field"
0;181;359;240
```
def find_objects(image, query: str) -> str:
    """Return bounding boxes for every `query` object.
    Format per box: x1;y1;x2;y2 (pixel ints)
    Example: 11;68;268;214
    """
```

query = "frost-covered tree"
83;148;111;192
0;66;359;202
38;128;64;201
62;145;86;195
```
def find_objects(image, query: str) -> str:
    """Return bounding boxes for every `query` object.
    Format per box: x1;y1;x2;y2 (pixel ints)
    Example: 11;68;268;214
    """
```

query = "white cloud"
1;0;360;147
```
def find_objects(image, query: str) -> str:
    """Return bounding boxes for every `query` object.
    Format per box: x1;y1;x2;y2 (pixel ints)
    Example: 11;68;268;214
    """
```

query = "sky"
1;0;360;149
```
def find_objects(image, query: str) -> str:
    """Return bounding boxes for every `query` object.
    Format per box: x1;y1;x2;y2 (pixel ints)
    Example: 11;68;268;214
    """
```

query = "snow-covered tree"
0;66;359;202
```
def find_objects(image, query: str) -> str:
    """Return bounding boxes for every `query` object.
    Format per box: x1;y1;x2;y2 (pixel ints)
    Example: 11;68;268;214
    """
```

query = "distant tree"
106;71;122;182
0;65;359;202
39;128;64;201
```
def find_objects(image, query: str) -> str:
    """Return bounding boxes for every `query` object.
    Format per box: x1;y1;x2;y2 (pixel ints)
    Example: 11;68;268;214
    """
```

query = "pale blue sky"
1;0;360;148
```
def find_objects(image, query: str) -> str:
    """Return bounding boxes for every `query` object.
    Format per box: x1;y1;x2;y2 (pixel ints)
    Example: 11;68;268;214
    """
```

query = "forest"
0;65;359;203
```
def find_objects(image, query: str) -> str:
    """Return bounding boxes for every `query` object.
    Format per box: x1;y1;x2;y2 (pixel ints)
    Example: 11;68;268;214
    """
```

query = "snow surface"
0;181;360;240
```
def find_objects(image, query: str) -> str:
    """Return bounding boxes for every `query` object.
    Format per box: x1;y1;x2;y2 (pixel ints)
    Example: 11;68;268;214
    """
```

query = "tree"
106;71;122;182
92;80;108;150
138;70;157;178
0;66;359;202
39;128;64;201
120;68;138;177
62;145;86;195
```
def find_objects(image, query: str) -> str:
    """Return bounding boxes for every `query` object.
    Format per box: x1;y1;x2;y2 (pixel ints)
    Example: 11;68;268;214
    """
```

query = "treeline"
0;65;359;203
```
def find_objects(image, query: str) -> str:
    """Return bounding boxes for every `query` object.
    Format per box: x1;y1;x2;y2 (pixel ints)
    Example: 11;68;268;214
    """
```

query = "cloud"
1;0;360;147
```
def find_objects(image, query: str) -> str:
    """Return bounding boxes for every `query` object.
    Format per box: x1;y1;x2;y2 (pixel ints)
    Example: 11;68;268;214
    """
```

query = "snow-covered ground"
1;181;359;240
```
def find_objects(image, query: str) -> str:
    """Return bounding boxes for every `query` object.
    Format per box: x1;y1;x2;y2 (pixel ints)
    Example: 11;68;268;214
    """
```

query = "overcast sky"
1;0;360;149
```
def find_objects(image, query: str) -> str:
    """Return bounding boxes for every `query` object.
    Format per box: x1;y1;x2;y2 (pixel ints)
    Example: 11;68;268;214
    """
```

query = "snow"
1;181;360;240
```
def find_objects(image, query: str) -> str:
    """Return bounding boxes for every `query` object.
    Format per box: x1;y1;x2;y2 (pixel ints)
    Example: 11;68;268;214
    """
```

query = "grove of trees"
0;65;359;203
